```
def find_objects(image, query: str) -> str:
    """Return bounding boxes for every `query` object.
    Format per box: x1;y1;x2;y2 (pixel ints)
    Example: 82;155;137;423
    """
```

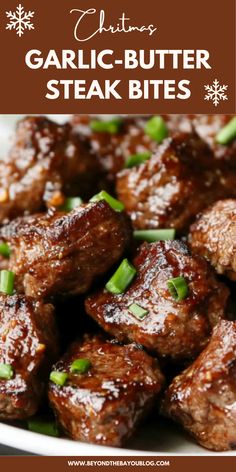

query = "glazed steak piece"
116;132;229;232
191;114;236;161
49;335;164;446
1;201;132;299
189;199;236;281
164;114;236;162
71;115;158;181
162;320;236;452
0;294;57;419
0;116;102;223
86;241;229;361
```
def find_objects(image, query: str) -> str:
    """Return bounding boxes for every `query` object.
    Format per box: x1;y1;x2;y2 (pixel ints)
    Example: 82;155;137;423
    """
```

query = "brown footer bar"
0;456;235;472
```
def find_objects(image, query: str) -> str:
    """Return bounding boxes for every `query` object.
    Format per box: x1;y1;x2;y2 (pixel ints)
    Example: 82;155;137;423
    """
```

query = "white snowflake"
6;4;35;37
204;79;228;107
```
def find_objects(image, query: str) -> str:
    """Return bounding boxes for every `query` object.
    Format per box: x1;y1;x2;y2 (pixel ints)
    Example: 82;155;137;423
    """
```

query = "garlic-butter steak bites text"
86;241;229;361
49;335;164;446
0;201;132;299
0;116;102;224
0;294;57;419
162;320;236;451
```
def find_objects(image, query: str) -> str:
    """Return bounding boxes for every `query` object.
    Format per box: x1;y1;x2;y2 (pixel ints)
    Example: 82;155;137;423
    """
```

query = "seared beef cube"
192;115;236;161
86;241;228;361
49;335;164;446
192;115;236;197
116;132;224;232
0;116;102;223
163;114;236;165
0;294;57;419
1;201;132;299
189;199;236;281
71;115;158;182
162;320;236;451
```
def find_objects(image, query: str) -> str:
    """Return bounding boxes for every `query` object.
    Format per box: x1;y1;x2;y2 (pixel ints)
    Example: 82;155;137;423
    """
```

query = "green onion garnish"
0;270;15;295
134;229;176;243
125;152;152;168
70;358;91;374
50;371;68;387
90;118;122;134
0;363;14;380
216;117;236;144
0;243;10;258
129;303;148;320
90;190;124;212
167;277;188;301
28;418;59;437
60;197;83;212
145;116;168;143
106;258;137;294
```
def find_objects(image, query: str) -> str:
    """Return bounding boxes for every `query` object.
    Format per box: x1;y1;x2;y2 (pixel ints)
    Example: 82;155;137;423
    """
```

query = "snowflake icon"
204;79;228;107
6;4;35;37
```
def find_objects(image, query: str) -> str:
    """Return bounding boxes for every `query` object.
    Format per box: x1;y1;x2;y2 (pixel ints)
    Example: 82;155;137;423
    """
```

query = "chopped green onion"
70;358;91;374
0;270;15;295
0;243;10;258
134;229;176;243
216;117;236;144
167;276;188;301
90;190;124;212
106;258;137;294
0;363;14;380
125;152;152;168
28;418;59;437
145;116;168;143
60;197;83;212
129;303;148;320
90;118;122;134
50;371;68;387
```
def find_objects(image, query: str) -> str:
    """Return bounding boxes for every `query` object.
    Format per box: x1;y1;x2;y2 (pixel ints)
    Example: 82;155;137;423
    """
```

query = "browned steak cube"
0;116;102;223
189;199;236;281
1;201;132;299
0;294;57;419
49;335;164;446
86;241;229;361
163;115;236;164
71;115;158;181
191;115;236;161
116;132;229;232
162;320;236;451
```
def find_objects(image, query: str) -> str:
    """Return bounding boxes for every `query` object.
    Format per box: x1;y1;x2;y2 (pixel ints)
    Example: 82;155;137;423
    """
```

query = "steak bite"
189;199;236;281
0;294;57;420
163;114;236;164
1;201;132;299
49;335;164;446
0;116;102;223
191;114;236;161
86;241;229;361
162;320;236;452
71;115;158;181
116;132;225;232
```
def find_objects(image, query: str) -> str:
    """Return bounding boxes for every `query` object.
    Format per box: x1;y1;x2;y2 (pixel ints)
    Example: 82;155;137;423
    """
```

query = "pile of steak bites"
0;114;236;451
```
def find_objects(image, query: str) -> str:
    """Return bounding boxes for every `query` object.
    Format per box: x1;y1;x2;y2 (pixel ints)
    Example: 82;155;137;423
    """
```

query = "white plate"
0;418;233;456
0;115;235;456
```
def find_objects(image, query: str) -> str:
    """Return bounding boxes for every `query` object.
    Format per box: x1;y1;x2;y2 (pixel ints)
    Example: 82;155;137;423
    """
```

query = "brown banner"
0;456;235;472
0;0;235;113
